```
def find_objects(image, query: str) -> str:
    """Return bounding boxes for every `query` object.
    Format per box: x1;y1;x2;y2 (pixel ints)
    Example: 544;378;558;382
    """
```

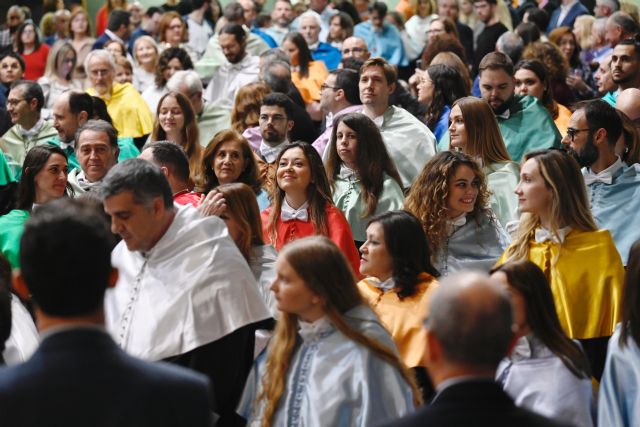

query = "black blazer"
92;33;113;50
378;379;570;427
0;328;214;427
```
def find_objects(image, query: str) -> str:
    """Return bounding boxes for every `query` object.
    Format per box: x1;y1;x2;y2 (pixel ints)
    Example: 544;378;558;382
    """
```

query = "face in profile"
359;221;394;280
448;104;468;151
515;158;552;217
103;191;164;252
270;253;323;321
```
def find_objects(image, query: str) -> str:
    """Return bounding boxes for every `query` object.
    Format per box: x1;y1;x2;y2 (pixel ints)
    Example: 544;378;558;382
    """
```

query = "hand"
197;190;227;217
566;73;589;92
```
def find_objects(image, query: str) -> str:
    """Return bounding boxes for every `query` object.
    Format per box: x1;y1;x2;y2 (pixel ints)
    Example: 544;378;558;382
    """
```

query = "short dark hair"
156;47;194;87
107;9;131;32
610;11;639;36
220;23;247;43
0;51;25;72
10;80;44;112
479;51;514;76
20;199;115;317
524;7;549;33
76;120;119;150
370;1;388;17
145;6;163;17
575;99;623;146
91;97;114;125
330;69;361;105
68;92;94;116
223;2;245;22
100;159;174;209
142;141;191;184
616;34;640;57
261;92;294;120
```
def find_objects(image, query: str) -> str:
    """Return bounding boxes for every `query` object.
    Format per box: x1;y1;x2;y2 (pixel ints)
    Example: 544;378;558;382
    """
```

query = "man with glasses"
341;36;371;61
313;69;361;157
0;80;57;178
562;99;640;266
85;49;153;148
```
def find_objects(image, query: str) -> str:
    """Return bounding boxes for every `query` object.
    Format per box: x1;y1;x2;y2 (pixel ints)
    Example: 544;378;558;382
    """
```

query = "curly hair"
522;41;568;84
231;82;272;134
404;151;492;261
155;47;194;88
421;34;466;67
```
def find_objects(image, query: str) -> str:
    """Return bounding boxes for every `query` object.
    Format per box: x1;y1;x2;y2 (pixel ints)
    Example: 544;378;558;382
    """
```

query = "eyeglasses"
342;47;365;55
566;127;591;141
6;98;26;107
320;84;339;91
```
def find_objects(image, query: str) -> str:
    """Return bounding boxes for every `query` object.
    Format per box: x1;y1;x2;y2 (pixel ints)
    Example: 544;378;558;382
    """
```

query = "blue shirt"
353;22;407;67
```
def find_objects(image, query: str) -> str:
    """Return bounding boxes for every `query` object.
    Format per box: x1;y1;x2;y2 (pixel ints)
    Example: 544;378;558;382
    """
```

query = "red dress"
173;190;202;207
261;203;362;277
21;44;50;81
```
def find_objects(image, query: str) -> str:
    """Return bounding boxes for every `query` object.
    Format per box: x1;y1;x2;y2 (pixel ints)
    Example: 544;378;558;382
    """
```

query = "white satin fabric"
2;295;39;365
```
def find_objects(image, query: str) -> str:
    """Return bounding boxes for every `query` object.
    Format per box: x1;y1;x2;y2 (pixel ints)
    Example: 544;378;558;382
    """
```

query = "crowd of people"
0;0;639;425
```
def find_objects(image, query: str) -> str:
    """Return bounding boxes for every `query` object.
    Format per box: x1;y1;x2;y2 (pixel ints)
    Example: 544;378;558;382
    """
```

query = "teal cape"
0;209;30;269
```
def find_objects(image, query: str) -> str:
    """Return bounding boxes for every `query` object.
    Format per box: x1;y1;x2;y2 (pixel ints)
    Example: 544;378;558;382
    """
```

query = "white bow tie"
281;200;310;222
339;165;358;180
583;172;613;186
259;142;283;164
448;214;467;228
534;227;570;244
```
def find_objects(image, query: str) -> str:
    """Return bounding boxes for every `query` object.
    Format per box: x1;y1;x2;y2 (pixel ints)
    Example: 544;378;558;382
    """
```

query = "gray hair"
593;17;609;37
259;48;291;65
76;120;119;151
299;10;322;27
166;70;203;95
100;158;174;209
7;6;26;20
84;49;116;75
608;11;639;35
260;60;292;94
496;31;524;64
597;0;619;12
426;271;513;371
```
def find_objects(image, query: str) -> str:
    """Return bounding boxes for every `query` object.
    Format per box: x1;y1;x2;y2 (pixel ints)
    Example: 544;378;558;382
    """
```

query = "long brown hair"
159;11;189;44
491;260;590;378
453;96;512;164
151;91;202;183
325;113;402;217
404;151;492;260
257;236;421;426
216;183;264;261
266;142;333;244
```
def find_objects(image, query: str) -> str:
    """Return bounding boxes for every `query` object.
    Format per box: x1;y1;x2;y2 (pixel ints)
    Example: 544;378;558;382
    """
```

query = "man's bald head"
616;88;640;122
426;271;514;372
342;37;371;60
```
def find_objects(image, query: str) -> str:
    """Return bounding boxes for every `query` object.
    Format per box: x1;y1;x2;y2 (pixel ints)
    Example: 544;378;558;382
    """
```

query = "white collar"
534;226;572;244
582;156;623;186
368;277;395;292
281;199;310;222
446;212;467;236
298;316;333;341
339;164;358;180
259;139;287;163
105;29;125;44
372;115;385;128
18;118;45;138
496;108;511;120
308;41;320;50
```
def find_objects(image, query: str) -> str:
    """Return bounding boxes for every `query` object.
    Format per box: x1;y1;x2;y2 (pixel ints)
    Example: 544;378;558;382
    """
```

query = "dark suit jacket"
378;379;570;427
546;1;589;33
92;32;114;50
456;21;475;66
0;328;214;427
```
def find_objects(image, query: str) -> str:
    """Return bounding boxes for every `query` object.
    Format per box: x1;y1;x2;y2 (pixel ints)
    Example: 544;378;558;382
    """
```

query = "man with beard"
203;24;260;110
478;52;561;162
562;99;640;266
265;0;293;46
604;37;640;106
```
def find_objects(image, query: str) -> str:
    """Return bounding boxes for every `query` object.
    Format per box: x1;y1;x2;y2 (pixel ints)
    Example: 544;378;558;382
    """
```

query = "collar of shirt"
446;212;467;236
583;156;623;185
281;199;310;222
259;139;287;163
76;169;102;190
339;164;358;180
534;225;572;244
18;118;46;138
308;41;320;51
59;138;75;151
496;108;511;120
105;29;125;45
226;53;250;70
298;315;333;341
368;277;396;292
372;115;385;128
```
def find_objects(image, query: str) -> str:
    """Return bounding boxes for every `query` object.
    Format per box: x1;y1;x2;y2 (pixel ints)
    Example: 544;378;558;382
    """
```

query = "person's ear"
160;165;170;178
77;110;89;126
12;270;30;301
28;97;38;112
593;128;608;147
107;267;119;289
389;82;396;95
153;196;164;216
286;119;294;133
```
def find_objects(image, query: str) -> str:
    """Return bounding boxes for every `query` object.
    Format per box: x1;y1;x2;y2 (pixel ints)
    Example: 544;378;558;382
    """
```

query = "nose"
110;217;122;235
514;181;522;195
448;121;455;132
360;242;367;253
561;133;571;148
269;280;278;292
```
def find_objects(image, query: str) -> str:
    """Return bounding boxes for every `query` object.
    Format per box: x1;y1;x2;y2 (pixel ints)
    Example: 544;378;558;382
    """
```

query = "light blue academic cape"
585;163;640;265
485;161;520;227
353;22;408;67
599;323;640;427
311;42;341;71
434;213;510;276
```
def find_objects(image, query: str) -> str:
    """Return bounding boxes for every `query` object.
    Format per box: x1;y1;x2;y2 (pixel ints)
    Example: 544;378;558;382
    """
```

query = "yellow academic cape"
497;229;624;340
87;82;154;138
357;273;438;368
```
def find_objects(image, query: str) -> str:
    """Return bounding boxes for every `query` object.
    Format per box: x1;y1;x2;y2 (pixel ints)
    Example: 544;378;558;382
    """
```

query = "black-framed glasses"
566;127;591;141
320;84;339;91
6;98;26;107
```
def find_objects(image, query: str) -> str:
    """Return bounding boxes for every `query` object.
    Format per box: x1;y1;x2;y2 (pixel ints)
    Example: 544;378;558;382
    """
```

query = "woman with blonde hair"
448;96;519;226
38;41;81;109
132;35;159;93
150;91;202;185
497;149;624;379
238;236;419;426
405;151;510;276
198;129;269;210
231;82;271;134
69;8;95;82
405;0;438;52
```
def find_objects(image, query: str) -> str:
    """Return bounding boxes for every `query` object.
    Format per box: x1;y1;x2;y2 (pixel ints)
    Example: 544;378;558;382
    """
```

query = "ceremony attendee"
128;6;162;55
150;91;202;185
69;9;95;82
472;0;508;74
549;27;596;100
405;151;510;276
49;92;139;172
67;120;120;195
0;53;25;108
380;271;564;427
313;68;361;156
139;141;201;206
158;12;195;62
185;0;214;60
616;87;640;139
354;2;407;67
562;99;640;265
203;24;260;109
546;0;589;33
358;210;440;397
0;145;70;269
325;113;403;245
238;236;418;425
85;50;154;147
478;52;561;162
265;0;294;45
292;0;339;42
599;240;640;427
114;56;134;85
498;149;624;379
132;36;159;93
231;82;271;134
102;159;271;425
37;41;80;110
359;57;436;189
491;261;593;427
166;70;231;148
609;37;640;98
448;96;519;227
282;32;328;106
92;9;131;51
198;182;277;312
406;0;439;54
197;129;269;210
437;0;475;69
327;12;354;49
605;12;638;48
14;21;49;81
298;10;342;70
142;47;193;114
261;141;361;274
341;35;371;60
617;109;640;166
0;198;214;427
594;53;617;96
1;81;57;178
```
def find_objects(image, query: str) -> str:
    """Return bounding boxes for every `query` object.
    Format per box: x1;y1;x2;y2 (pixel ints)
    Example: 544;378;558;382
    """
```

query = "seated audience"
37;41;81;110
282;32;328;106
549;26;597;99
521;41;575;107
132;35;159;93
231;82;271;134
298;10;342;70
354;2;408;67
15;21;50;81
327;12;354;49
113;56;134;85
158;12;196;62
142;47;194;115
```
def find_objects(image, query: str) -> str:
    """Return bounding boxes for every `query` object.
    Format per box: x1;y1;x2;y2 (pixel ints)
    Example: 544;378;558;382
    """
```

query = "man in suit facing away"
0;198;215;427
380;271;568;427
